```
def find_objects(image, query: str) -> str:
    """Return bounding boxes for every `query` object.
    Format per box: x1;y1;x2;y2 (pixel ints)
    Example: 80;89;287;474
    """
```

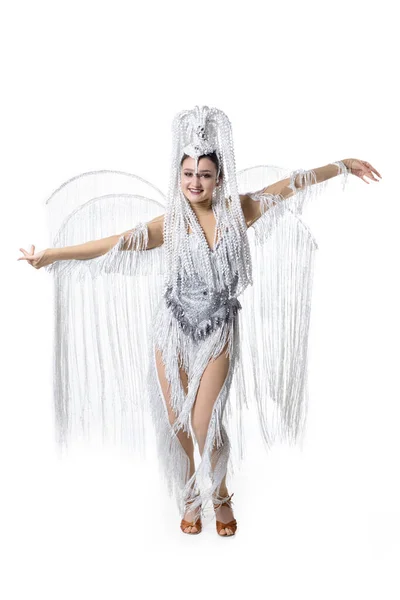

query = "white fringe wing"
42;162;350;517
235;163;349;450
44;170;165;455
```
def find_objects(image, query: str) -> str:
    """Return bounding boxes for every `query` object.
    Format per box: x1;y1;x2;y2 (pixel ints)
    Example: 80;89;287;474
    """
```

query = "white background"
2;0;399;598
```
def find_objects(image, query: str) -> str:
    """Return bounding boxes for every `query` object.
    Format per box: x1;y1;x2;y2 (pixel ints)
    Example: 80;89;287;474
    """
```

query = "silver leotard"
164;233;241;342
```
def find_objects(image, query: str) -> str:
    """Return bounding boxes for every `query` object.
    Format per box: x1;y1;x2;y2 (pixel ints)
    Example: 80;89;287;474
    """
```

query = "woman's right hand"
17;245;53;270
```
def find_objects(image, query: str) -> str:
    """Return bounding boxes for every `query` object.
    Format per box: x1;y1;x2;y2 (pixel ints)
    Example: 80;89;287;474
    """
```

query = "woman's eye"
182;172;212;179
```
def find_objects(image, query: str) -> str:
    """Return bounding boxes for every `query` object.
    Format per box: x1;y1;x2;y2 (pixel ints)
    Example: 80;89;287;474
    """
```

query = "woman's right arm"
18;214;165;270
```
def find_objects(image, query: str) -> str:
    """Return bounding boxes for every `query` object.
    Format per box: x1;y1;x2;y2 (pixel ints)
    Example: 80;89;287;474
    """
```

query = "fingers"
17;247;37;264
363;161;382;179
18;248;29;261
350;159;382;184
355;161;381;184
368;173;380;182
363;168;380;183
18;247;36;263
361;162;380;182
19;247;35;257
17;256;34;262
360;170;373;183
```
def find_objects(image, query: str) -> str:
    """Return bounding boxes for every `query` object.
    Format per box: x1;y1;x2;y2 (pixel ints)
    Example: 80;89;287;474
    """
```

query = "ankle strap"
213;492;234;509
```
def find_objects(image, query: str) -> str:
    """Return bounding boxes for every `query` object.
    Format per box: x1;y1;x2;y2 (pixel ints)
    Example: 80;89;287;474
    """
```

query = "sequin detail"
164;232;241;341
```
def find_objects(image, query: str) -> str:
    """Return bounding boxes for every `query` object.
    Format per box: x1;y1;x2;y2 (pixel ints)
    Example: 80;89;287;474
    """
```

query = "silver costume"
44;106;350;521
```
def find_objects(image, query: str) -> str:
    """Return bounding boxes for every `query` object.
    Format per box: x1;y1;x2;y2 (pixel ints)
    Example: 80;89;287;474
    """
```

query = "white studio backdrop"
2;1;399;599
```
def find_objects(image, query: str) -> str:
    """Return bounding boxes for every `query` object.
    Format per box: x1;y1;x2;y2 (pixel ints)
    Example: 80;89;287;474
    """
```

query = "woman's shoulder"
238;193;260;228
222;194;256;228
146;213;165;249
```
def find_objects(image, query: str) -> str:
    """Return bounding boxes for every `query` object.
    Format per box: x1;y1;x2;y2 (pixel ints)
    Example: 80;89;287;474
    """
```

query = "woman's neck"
189;199;213;218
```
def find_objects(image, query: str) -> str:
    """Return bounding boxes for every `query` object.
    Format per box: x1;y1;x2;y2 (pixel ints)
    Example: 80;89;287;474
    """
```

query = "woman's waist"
164;283;241;341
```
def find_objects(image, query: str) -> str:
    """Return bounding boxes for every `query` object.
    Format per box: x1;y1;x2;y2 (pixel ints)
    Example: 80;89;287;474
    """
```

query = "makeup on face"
181;157;219;202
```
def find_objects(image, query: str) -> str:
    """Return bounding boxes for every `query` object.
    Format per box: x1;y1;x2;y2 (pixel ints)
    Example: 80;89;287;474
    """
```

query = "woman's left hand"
342;159;382;184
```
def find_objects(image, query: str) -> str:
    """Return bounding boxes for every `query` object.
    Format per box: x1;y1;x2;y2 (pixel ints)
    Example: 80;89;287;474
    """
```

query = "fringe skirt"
147;296;241;522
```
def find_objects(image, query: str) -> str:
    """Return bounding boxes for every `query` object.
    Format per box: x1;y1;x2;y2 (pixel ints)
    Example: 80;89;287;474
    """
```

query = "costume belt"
164;279;241;342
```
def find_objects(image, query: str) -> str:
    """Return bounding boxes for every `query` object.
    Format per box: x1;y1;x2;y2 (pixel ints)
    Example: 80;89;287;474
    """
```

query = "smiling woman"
19;105;381;538
179;152;224;249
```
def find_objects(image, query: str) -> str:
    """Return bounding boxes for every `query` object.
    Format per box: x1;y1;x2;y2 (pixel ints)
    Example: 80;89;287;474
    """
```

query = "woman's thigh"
155;347;188;426
191;342;230;440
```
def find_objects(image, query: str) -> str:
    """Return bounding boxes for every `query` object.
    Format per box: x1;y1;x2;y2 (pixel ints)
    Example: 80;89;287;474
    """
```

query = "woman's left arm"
240;159;382;228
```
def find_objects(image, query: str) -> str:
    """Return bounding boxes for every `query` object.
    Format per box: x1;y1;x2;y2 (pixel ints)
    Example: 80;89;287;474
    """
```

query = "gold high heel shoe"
213;492;237;536
180;494;202;535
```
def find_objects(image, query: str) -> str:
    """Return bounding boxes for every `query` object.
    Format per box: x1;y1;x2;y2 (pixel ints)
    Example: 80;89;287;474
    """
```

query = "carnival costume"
44;106;349;523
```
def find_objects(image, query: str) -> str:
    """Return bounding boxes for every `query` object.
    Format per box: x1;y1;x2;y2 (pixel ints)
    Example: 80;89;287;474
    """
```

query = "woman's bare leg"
155;348;198;533
191;345;235;536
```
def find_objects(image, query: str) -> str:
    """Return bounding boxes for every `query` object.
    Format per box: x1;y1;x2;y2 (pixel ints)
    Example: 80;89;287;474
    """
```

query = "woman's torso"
163;230;241;342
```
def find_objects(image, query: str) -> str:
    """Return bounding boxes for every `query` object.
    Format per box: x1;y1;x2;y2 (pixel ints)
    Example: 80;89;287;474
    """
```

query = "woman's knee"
191;413;211;445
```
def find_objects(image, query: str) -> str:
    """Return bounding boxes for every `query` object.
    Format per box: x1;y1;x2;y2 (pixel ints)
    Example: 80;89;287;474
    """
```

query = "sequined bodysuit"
164;233;241;342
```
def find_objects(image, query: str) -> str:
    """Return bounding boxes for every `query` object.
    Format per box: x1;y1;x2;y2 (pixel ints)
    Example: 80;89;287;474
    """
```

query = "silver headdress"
182;105;219;170
163;105;253;299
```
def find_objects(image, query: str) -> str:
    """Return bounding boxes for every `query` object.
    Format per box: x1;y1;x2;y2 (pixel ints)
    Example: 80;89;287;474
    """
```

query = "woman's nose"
192;174;202;185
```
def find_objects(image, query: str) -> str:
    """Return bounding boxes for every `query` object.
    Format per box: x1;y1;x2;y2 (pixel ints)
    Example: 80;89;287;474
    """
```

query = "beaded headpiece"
182;105;220;175
163;105;253;296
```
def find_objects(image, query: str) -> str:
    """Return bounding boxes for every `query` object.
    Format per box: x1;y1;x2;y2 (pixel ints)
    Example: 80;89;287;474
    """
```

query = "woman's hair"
180;151;223;180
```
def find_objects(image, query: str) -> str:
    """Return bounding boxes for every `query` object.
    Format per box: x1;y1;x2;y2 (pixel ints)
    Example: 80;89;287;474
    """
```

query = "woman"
18;106;381;537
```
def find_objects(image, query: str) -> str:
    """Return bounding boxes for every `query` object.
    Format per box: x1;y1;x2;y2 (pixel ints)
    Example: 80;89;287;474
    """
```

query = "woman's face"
180;156;220;204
